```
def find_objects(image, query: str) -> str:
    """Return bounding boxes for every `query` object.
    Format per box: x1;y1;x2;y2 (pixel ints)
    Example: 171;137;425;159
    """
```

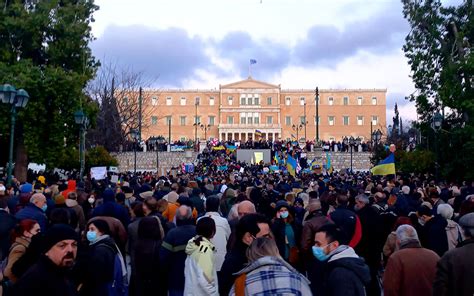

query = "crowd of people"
0;140;473;296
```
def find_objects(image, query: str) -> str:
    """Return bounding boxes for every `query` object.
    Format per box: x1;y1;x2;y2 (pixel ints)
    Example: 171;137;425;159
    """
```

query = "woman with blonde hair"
229;237;311;296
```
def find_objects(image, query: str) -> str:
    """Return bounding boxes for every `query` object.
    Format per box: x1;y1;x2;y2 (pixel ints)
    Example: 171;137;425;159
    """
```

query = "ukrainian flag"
274;152;281;165
286;155;297;176
326;152;333;174
255;130;262;138
371;153;396;176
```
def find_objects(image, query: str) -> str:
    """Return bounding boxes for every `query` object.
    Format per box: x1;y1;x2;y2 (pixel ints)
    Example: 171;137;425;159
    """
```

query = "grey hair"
355;194;370;205
437;204;454;220
396;224;419;245
246;237;281;262
175;205;193;220
30;193;45;204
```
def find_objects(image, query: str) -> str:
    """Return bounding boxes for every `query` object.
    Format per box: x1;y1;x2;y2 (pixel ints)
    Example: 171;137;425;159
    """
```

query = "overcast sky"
90;0;458;124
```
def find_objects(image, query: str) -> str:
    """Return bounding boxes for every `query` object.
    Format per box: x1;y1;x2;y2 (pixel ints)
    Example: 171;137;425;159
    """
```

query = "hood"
328;246;371;285
185;236;216;282
185;236;214;255
67;180;76;191
446;219;459;229
65;199;78;207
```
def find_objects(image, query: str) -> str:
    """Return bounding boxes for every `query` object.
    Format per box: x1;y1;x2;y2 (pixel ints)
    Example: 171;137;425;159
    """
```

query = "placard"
90;166;107;180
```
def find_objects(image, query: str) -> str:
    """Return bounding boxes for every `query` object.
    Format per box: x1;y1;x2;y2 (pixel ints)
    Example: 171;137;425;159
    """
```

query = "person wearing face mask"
271;200;302;268
15;193;48;231
4;220;41;284
313;223;370;296
80;219;127;296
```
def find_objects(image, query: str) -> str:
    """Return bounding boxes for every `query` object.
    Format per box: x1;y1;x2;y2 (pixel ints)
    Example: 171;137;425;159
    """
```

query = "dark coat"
423;215;449;257
92;201;130;228
0;209;17;260
80;236;118;296
159;224;196;293
15;203;47;231
12;255;78;296
433;238;474;296
218;240;248;296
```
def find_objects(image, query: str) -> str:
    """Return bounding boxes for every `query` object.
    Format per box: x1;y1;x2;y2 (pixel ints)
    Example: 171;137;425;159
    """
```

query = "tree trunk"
14;140;28;183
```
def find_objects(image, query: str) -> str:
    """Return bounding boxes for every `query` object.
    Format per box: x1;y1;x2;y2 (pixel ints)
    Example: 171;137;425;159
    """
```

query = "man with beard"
13;224;79;296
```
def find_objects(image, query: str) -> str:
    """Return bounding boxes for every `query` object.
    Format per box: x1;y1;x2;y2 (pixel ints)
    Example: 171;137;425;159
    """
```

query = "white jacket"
199;212;231;271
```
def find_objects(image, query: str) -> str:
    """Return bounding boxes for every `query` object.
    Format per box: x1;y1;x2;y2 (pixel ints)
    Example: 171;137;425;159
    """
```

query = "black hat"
275;200;289;211
42;224;79;253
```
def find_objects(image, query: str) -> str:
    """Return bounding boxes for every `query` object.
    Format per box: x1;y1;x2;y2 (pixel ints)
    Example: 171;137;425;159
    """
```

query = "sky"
89;0;458;125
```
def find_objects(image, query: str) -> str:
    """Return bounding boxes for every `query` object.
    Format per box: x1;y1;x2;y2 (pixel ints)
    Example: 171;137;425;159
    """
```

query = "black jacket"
218;240;248;296
13;255;78;296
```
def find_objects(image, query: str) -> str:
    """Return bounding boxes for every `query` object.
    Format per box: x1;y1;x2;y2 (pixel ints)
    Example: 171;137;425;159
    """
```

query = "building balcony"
218;123;281;129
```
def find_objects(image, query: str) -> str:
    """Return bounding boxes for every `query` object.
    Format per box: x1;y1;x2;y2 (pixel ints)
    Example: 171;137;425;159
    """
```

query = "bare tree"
86;61;160;152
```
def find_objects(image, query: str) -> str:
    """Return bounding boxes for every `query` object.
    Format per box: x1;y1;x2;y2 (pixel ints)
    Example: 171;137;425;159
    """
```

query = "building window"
165;116;172;125
328;97;334;106
328;116;335;126
248;116;253;125
343;96;349;105
194;116;201;124
357;116;364;126
372;116;378;125
267;97;272;105
372;96;377;105
123;97;128;106
285;116;292;126
209;116;215;126
253;113;259;124
151;116;158;125
166;97;172;106
180;116;186;126
343;116;350;126
247;97;253;105
180;137;186;142
267;116;273;124
180;97;186;106
285;97;291;106
357;96;363;105
240;116;246;124
300;97;305;106
195;97;200;105
228;96;233;105
300;116;306;124
227;116;234;124
240;97;246;105
314;116;320;124
151;96;158;106
210;97;215;106
254;96;260;105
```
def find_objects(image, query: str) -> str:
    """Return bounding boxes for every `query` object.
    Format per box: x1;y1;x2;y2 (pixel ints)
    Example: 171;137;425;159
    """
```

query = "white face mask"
88;197;95;204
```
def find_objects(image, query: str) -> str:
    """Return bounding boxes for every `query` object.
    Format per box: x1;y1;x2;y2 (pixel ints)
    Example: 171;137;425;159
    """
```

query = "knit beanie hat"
42;224;79;253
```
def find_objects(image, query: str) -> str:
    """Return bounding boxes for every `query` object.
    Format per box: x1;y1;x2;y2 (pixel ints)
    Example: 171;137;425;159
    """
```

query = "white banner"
90;166;107;180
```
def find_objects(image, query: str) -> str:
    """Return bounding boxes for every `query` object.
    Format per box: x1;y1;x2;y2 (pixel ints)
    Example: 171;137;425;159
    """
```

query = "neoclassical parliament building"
140;77;386;143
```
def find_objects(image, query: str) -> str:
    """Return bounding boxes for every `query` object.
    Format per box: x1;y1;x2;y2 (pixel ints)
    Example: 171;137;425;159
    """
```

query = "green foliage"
402;0;474;181
0;0;99;171
397;150;436;174
86;146;118;168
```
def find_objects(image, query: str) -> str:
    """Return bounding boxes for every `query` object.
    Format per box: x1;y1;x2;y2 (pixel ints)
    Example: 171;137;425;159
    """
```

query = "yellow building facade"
141;78;387;143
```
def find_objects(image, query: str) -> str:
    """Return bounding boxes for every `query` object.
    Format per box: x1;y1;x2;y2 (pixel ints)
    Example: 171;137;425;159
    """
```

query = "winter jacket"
433;238;474;296
323;246;371;296
88;216;128;255
0;209;17;260
65;199;86;231
229;256;312;296
92;201;130;228
383;241;440;296
12;255;78;296
199;211;231;271
184;237;218;296
421;215;449;257
15;203;47;231
159;224;196;293
218;240;248;296
445;219;464;250
4;236;31;283
61;180;76;199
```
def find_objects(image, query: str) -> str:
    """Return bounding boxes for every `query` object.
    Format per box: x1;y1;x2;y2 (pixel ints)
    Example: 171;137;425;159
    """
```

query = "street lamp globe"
0;84;17;104
433;112;443;130
74;110;85;125
14;89;29;108
375;130;382;142
130;129;139;141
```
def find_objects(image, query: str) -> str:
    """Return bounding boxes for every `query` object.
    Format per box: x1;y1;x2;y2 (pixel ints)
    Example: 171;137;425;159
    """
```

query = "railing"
218;123;282;129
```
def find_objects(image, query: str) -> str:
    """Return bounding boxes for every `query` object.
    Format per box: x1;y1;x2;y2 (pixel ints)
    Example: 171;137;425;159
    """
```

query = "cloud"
293;2;408;67
91;25;212;87
212;31;292;78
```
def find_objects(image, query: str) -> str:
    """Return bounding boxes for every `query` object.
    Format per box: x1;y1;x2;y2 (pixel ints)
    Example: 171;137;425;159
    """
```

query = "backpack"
103;244;129;296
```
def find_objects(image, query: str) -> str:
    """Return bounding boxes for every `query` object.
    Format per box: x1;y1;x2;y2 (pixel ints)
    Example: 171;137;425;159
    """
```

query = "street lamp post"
292;124;303;142
432;112;443;181
74;110;89;180
200;124;211;142
150;136;165;174
315;87;319;144
0;84;30;186
130;129;139;173
371;129;382;149
343;136;362;173
303;102;307;141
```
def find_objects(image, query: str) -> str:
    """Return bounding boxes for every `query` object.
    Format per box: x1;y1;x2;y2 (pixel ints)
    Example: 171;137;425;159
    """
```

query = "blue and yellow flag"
286;155;297;176
274;152;281;165
226;145;237;154
371;153;396;175
326;152;333;174
255;130;262;138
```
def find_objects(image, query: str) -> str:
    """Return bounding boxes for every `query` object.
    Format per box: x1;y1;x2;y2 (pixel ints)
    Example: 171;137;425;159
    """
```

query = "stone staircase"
306;150;373;171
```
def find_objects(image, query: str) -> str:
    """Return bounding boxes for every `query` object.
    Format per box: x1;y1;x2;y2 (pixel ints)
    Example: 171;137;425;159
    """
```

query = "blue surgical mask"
312;243;331;261
280;211;289;219
86;231;97;242
41;205;48;212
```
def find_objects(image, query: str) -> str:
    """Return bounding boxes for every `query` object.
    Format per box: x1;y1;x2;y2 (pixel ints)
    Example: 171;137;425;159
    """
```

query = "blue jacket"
15;203;47;231
92;202;130;228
